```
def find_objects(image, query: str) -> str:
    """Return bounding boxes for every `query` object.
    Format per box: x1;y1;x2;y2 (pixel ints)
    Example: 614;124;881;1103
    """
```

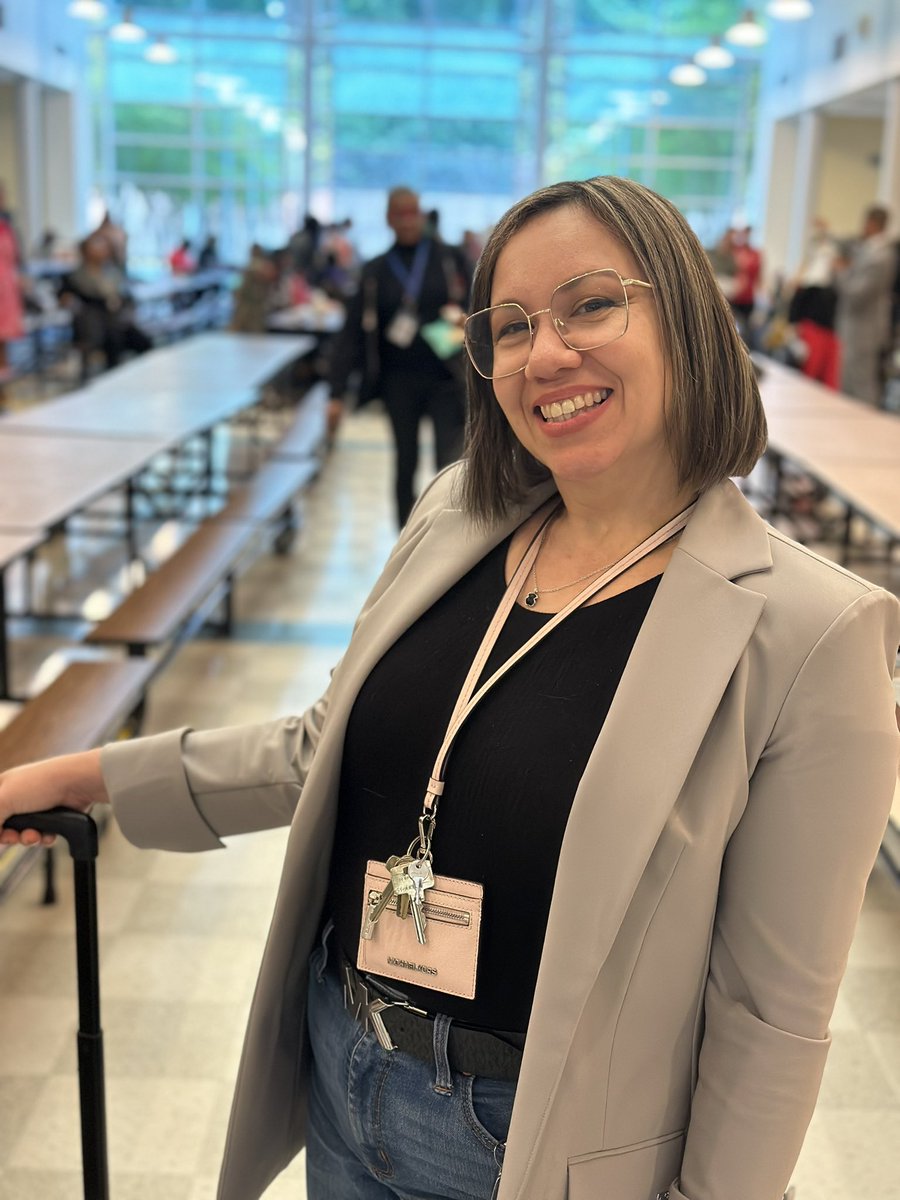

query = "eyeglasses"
464;268;654;381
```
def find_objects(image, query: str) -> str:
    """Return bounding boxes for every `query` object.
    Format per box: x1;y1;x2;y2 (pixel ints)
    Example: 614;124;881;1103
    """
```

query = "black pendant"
524;591;539;607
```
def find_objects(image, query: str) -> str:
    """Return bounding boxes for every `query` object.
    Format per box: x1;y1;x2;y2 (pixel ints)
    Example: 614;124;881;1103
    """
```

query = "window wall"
90;0;759;270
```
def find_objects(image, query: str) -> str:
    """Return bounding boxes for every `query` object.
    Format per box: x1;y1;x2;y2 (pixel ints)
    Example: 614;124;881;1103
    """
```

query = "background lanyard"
387;239;431;308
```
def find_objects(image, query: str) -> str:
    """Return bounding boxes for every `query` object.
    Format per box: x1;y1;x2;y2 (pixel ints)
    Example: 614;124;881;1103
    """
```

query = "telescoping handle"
4;806;98;861
2;808;109;1200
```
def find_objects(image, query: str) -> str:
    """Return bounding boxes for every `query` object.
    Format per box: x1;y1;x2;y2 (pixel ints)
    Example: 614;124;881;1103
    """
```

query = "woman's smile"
537;387;613;424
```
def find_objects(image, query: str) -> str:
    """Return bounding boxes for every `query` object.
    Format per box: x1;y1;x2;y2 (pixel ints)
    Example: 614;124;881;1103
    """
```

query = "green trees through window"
93;0;758;269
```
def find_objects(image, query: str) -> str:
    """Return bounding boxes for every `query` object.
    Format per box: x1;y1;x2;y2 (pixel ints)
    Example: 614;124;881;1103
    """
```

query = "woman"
0;192;24;402
2;177;898;1200
61;233;152;375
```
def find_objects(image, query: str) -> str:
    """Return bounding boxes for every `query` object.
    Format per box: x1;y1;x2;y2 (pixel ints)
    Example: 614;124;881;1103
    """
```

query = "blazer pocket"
567;1129;684;1200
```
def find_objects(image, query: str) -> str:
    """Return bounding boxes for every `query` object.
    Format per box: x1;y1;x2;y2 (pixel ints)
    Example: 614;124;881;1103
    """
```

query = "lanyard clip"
417;812;436;858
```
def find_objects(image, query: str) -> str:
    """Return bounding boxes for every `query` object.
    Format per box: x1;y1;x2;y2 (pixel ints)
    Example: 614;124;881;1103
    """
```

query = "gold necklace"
523;513;612;608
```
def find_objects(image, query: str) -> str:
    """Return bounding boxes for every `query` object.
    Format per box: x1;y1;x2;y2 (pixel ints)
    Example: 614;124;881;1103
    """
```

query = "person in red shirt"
729;226;762;343
168;238;196;275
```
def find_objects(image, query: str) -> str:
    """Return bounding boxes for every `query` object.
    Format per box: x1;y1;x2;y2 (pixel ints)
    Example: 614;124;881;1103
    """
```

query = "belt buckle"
342;961;431;1052
342;962;397;1051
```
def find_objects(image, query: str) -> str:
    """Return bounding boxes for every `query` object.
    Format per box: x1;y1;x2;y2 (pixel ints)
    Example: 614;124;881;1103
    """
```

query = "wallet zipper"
367;888;471;927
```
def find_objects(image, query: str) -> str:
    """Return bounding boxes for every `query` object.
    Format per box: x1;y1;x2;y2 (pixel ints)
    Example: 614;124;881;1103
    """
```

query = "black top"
326;538;659;1032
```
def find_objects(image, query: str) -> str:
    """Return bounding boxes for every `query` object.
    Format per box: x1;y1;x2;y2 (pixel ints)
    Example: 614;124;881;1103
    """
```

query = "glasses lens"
465;303;531;379
550;270;627;350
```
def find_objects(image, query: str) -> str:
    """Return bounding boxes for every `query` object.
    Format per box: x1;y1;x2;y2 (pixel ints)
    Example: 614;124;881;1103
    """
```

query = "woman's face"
489;205;674;495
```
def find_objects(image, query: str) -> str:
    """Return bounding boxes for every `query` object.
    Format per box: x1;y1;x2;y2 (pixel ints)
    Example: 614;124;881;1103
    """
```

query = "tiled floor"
0;386;898;1199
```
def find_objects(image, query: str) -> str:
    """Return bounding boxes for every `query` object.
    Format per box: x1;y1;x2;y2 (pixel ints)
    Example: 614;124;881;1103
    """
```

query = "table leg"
0;568;8;701
125;477;137;563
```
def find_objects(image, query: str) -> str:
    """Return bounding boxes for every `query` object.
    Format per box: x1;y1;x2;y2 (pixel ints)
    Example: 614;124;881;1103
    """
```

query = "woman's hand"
0;750;109;847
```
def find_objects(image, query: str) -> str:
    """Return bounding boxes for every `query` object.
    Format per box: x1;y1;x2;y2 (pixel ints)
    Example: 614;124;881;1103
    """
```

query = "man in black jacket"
328;187;470;526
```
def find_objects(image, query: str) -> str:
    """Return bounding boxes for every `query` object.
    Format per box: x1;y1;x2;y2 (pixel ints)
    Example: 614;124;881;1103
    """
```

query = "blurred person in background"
230;243;279;334
168;238;196;275
834;204;897;405
197;234;220;272
787;216;840;389
60;232;152;375
92;209;128;272
0;182;23;403
289;214;323;281
729;225;762;344
328;186;470;526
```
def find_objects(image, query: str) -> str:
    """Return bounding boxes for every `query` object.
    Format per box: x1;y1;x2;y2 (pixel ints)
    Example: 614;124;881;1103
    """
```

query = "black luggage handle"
3;807;109;1199
4;807;98;861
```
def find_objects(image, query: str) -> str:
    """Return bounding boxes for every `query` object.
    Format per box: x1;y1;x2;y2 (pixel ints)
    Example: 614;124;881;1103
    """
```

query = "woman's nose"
523;314;582;380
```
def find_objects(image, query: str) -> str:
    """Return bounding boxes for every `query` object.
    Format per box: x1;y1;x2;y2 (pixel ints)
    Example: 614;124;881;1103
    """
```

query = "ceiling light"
767;0;813;17
67;0;107;18
259;107;282;133
694;37;735;69
145;35;177;64
266;0;286;16
284;125;307;153
669;62;707;87
214;76;243;103
109;6;146;41
725;9;768;45
650;90;670;107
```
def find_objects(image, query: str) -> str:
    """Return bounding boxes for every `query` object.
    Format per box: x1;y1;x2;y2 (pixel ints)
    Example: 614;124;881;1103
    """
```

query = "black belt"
338;954;523;1083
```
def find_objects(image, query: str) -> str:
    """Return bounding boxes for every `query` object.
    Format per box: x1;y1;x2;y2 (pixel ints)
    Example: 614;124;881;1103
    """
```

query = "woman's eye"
572;295;617;317
494;319;530;343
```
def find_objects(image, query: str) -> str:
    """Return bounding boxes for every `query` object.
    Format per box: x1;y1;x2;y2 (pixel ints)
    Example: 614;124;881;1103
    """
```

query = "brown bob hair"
460;176;767;525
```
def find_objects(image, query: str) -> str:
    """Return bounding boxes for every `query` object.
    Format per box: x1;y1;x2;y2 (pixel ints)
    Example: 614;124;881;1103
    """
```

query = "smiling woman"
2;177;898;1200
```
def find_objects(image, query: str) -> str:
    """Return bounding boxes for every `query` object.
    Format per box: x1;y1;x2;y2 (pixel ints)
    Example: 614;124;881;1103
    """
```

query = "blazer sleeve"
671;587;900;1200
101;695;332;853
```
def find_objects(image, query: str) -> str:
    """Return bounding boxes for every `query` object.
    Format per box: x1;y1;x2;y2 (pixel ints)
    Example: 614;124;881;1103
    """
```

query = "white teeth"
539;389;611;423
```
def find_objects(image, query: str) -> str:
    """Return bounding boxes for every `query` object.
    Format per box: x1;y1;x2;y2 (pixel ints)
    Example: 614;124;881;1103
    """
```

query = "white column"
42;88;79;243
15;77;42;252
877;78;900;221
786;108;822;277
760;117;798;284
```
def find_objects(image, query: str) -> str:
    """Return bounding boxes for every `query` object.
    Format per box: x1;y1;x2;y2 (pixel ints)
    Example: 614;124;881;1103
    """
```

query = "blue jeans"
306;932;517;1199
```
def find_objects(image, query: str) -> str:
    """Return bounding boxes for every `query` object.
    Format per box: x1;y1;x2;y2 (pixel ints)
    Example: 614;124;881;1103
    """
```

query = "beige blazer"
102;473;900;1200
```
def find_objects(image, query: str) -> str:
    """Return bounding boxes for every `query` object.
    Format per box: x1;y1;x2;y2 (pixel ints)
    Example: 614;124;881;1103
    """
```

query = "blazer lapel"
505;482;773;1195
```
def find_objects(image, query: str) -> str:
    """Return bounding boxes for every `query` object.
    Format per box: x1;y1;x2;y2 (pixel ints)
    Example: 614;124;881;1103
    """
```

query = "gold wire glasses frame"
463;268;654;380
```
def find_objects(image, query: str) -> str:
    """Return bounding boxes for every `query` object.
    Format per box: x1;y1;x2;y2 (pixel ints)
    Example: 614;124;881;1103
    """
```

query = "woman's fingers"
0;824;55;848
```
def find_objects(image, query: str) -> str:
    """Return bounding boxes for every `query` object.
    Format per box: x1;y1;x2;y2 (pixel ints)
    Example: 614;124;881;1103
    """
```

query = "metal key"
361;854;410;940
390;855;417;922
407;858;435;944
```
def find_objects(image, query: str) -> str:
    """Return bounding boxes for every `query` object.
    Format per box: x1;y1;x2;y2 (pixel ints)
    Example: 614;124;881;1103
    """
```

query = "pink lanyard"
414;497;698;853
